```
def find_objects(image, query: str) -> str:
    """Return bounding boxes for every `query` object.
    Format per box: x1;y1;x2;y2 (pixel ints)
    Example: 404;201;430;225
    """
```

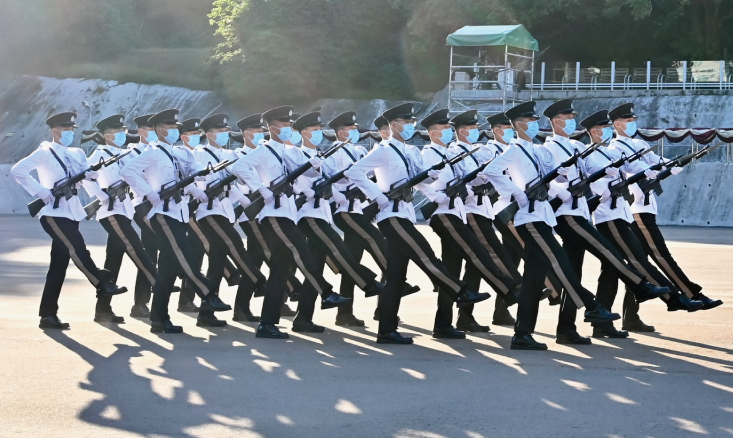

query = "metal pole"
720;60;725;90
448;46;454;115
611;61;616;91
541;61;545;91
503;45;508;111
530;51;535;100
682;60;687;90
646;61;651;90
575;61;580;91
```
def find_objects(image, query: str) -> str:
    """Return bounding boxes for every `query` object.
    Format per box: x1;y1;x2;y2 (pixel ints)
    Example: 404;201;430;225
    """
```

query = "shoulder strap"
204;147;220;163
551;140;574;158
156;145;180;180
518;144;540;175
388;143;411;177
616;139;637;154
456;143;479;165
342;146;357;162
48;148;70;177
264;144;287;175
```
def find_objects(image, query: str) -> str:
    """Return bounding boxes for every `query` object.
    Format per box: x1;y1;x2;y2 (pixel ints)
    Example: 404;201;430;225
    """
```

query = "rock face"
1;75;730;226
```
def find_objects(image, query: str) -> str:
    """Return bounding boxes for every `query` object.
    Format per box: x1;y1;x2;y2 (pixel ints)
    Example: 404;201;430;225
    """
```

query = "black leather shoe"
584;305;621;323
455;289;491;308
377;331;413;344
492;309;516;326
547;290;562;306
637;282;670;302
197;313;228;327
171;285;181;293
402;283;421;297
253;287;266;298
150;320;183;333
177;301;200;313
94;311;125;323
372;310;400;323
292;319;326;333
592;322;629;338
456;321;490;332
622;318;655;332
280;304;297;317
556;330;592;345
96;281;128;297
130;304;150;318
667;294;704;312
502;290;519;307
433;326;466;339
226;273;241;287
256;324;289;339
694;293;723;310
286;285;301;302
335;314;365;327
202;294;232;312
540;288;554;302
233;309;261;322
39;316;70;330
321;293;353;310
364;281;386;298
510;334;548;350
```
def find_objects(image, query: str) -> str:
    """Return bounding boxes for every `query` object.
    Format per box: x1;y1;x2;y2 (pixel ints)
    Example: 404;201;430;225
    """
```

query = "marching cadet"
419;109;521;339
120;108;232;333
606;103;713;328
83;114;158;323
11;111;128;329
480;101;621;350
345;103;491;345
190;113;267;327
541;100;670;344
443;110;525;331
234;114;302;320
291;111;385;332
230;105;351;339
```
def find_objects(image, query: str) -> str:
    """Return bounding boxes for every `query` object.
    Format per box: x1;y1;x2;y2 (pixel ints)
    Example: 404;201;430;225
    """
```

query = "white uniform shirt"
232;146;259;223
230;139;319;223
83;145;135;220
327;141;369;215
119;141;200;222
585;145;640;224
449;140;495;219
192;145;242;223
608;137;657;215
483;140;513;217
345;138;431;224
481;137;558;227
294;145;333;224
11;141;88;221
543;135;591;220
126;143;150;207
421;143;463;221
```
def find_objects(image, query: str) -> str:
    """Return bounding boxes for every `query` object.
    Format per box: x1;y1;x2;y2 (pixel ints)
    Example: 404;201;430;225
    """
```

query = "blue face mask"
57;130;74;147
163;128;179;145
307;130;324;146
110;132;126;147
561;118;577;136
212;132;230;146
622;120;637;137
500;128;515;143
466;128;480;144
346;129;360;144
251;132;265;145
275;126;292;142
398;123;415;140
524;121;540;139
600;126;614;143
186;134;201;148
437;128;453;145
144;130;158;144
290;130;302;145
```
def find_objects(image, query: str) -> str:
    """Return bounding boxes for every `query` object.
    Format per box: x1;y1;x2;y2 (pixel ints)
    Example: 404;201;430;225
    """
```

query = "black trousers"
333;211;389;314
198;215;266;316
257;216;335;325
97;215;157;313
463;213;523;323
377;216;467;333
239;220;302;309
493;218;564;295
132;210;159;306
554;215;646;334
296;217;378;321
149;214;214;322
430;214;519;329
514;221;598;335
596;219;677;321
38;216;102;317
632;213;702;297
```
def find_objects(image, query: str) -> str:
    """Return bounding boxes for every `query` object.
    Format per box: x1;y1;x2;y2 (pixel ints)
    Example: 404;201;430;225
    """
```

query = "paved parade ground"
1;215;732;437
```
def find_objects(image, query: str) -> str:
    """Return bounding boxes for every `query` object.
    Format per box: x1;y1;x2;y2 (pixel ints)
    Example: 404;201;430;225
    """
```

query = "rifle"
83;179;132;220
242;141;346;221
383;147;480;213
549;146;653;212
419;159;496;219
294;167;348;210
636;143;721;205
28;151;131;217
187;162;243;213
134;159;236;218
495;148;587;226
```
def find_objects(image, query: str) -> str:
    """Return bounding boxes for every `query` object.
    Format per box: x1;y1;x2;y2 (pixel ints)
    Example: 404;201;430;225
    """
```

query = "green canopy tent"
446;25;538;113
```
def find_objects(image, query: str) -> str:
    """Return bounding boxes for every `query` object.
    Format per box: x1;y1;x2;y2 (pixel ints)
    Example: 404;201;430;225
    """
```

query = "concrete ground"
0;215;732;438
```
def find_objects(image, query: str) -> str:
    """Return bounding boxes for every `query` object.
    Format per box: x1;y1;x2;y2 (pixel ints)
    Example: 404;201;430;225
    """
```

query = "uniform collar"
301;145;317;155
266;139;284;149
50;141;67;151
550;134;571;145
154;141;173;151
388;137;405;149
428;141;448;150
514;137;534;149
456;139;473;148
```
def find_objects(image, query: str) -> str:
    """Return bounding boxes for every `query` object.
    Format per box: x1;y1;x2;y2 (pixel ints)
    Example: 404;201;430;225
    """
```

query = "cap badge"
223;118;227;124
70;116;75;122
